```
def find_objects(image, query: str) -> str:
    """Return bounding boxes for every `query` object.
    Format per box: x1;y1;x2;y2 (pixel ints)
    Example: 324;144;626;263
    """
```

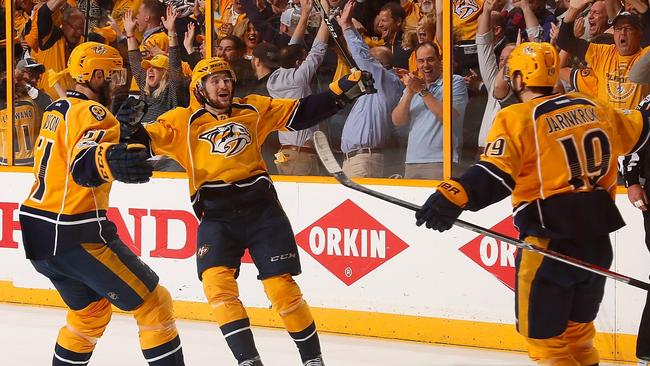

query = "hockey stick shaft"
312;0;358;70
314;132;650;292
312;0;377;94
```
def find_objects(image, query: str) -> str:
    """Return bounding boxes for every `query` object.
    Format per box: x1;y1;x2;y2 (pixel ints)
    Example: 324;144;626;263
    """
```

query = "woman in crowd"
124;6;185;171
124;7;183;122
235;19;261;61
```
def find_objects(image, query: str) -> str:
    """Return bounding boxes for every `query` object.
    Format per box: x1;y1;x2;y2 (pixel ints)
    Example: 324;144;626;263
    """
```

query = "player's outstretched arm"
285;70;375;131
72;143;153;187
415;161;515;231
416;110;518;232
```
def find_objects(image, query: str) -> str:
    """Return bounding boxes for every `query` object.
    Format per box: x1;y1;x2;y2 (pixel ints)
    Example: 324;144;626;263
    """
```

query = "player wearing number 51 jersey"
415;42;650;366
18;42;186;366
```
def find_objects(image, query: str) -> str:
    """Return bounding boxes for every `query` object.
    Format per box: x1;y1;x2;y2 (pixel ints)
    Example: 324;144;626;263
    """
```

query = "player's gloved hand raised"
104;143;153;184
415;180;468;232
115;96;147;141
329;69;376;107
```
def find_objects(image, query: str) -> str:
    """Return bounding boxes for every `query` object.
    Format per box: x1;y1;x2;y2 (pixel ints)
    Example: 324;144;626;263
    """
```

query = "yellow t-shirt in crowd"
453;0;483;42
584;43;650;109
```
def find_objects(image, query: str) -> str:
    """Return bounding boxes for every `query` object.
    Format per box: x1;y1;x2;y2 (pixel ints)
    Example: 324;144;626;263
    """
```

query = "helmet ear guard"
193;80;208;105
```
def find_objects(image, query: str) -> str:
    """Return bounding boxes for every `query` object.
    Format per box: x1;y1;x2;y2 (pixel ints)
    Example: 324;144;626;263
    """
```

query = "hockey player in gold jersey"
415;42;650;366
19;42;186;366
124;56;374;366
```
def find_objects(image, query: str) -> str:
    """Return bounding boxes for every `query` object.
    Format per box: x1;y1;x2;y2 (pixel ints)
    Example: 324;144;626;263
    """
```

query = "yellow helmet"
67;42;126;85
191;57;236;88
506;42;559;87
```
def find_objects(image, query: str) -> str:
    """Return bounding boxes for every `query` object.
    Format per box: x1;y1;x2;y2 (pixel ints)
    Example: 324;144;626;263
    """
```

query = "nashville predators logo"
606;65;636;103
197;244;210;258
89;105;107;121
454;0;480;19
92;45;107;55
199;122;252;157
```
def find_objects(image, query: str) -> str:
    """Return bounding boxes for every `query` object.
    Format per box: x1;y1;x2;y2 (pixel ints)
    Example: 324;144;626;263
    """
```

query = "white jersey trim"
475;162;513;192
53;353;90;365
223;326;251;339
18;211;107;226
144;344;183;363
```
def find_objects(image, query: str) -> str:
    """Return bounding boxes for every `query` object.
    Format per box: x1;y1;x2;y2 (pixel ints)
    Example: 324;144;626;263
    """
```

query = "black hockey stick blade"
313;131;650;292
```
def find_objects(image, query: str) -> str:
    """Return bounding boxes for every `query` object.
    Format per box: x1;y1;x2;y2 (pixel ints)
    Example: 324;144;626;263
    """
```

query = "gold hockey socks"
564;321;599;366
262;274;322;362
526;321;598;366
134;285;184;365
53;298;112;365
203;266;260;363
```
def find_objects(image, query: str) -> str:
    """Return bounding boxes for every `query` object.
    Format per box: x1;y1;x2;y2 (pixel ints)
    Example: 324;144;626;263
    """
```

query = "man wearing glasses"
32;0;86;99
558;0;650;110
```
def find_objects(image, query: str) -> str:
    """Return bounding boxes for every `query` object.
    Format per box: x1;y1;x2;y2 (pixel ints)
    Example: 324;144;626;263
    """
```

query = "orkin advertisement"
295;199;409;286
0;172;647;348
459;216;519;291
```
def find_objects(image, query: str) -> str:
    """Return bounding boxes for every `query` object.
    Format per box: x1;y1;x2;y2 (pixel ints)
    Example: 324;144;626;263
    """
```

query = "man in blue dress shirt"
337;0;405;178
391;42;469;179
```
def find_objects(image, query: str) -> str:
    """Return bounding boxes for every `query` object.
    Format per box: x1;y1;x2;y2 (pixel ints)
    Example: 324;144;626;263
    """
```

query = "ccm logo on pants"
271;253;297;262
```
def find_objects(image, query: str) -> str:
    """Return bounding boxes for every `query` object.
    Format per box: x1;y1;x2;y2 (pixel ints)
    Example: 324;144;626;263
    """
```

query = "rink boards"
0;171;646;362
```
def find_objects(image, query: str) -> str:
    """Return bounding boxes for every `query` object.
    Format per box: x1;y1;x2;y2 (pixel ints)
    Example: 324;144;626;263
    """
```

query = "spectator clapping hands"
402;72;427;95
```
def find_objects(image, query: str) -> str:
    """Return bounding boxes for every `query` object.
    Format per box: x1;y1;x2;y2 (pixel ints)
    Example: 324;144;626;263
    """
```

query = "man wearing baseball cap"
247;42;281;96
559;3;649;110
15;58;52;111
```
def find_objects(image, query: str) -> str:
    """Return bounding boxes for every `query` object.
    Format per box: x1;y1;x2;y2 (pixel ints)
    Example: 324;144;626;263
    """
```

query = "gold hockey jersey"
22;92;119;215
482;92;649;208
584;43;650;109
144;94;299;197
453;0;483;42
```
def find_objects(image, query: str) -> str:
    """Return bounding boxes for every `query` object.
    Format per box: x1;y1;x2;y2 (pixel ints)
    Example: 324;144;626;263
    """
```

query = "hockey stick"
313;131;650;292
312;0;377;94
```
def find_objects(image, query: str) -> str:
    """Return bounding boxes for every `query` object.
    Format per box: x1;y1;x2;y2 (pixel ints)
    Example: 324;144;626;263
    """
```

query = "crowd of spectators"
2;0;650;180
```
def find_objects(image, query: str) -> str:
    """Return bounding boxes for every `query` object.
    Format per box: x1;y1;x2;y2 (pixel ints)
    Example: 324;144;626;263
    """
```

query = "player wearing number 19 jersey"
415;42;650;366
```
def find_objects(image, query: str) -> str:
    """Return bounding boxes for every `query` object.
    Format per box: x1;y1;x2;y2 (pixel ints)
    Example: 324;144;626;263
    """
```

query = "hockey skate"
303;355;324;366
238;356;263;366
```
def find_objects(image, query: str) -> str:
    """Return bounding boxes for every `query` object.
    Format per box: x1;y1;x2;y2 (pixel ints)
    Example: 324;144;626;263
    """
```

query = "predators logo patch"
199;122;252;157
89;105;107;121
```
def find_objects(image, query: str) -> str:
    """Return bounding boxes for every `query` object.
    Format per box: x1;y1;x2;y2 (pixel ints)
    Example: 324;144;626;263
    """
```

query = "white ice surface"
0;303;628;366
